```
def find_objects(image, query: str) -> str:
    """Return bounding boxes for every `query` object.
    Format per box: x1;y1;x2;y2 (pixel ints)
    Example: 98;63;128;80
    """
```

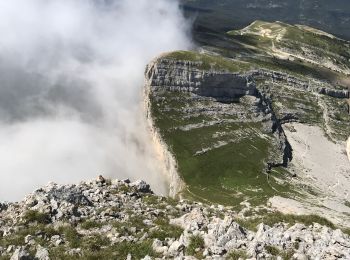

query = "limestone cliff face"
145;58;293;169
148;59;256;100
148;59;348;101
144;59;185;197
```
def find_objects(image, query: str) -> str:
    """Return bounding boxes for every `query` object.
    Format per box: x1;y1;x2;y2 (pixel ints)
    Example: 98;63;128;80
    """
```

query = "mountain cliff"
145;21;350;228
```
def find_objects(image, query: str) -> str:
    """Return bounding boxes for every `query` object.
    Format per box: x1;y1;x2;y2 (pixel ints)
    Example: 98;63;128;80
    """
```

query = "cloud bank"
0;0;191;201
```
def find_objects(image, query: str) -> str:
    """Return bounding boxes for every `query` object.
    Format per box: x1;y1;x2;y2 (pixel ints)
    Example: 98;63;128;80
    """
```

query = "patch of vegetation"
143;195;159;205
59;225;82;248
0;230;29;248
227;249;248;260
80;220;103;230
108;240;159;259
128;215;148;230
265;245;280;256
115;184;131;193
186;235;205;257
165;197;178;207
49;245;80;260
243;209;255;217
343;228;350;236
281;249;295;260
82;235;110;251
149;217;184;240
264;245;294;259
0;224;59;248
23;210;51;224
237;212;335;231
111;215;148;237
345;201;350;208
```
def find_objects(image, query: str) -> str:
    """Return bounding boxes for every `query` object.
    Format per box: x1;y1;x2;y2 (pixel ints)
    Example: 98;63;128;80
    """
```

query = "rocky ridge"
1;177;350;259
148;59;348;99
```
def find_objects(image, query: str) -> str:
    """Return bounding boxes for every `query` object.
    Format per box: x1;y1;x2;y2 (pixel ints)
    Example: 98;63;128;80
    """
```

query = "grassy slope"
150;91;295;207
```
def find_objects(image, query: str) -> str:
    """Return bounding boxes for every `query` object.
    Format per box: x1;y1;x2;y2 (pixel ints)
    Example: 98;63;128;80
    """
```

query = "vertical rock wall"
144;60;185;197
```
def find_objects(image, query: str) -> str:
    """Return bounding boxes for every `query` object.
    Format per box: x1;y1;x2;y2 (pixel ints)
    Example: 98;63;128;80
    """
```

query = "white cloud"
0;0;191;201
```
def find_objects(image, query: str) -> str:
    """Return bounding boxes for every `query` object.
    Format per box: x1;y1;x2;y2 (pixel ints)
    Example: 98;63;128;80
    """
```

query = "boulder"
10;248;31;260
168;241;185;257
170;208;207;231
130;180;152;193
35;245;50;260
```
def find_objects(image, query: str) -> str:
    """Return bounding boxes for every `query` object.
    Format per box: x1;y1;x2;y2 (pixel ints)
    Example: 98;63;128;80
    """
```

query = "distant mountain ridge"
181;0;350;41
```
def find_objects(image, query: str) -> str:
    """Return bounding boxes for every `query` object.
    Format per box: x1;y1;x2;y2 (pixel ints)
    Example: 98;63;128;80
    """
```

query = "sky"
0;0;191;201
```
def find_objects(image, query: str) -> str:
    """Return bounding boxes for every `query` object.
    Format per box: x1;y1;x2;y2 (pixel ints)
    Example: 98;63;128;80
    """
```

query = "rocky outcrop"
255;89;293;167
149;59;349;100
148;59;257;101
146;58;293;169
1;178;349;259
252;69;349;99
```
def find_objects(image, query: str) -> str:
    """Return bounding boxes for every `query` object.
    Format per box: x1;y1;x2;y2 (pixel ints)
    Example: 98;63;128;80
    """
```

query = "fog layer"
0;0;191;201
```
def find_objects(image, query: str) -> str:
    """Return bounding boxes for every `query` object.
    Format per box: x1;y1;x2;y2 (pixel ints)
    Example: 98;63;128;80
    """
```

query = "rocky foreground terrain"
1;177;350;260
